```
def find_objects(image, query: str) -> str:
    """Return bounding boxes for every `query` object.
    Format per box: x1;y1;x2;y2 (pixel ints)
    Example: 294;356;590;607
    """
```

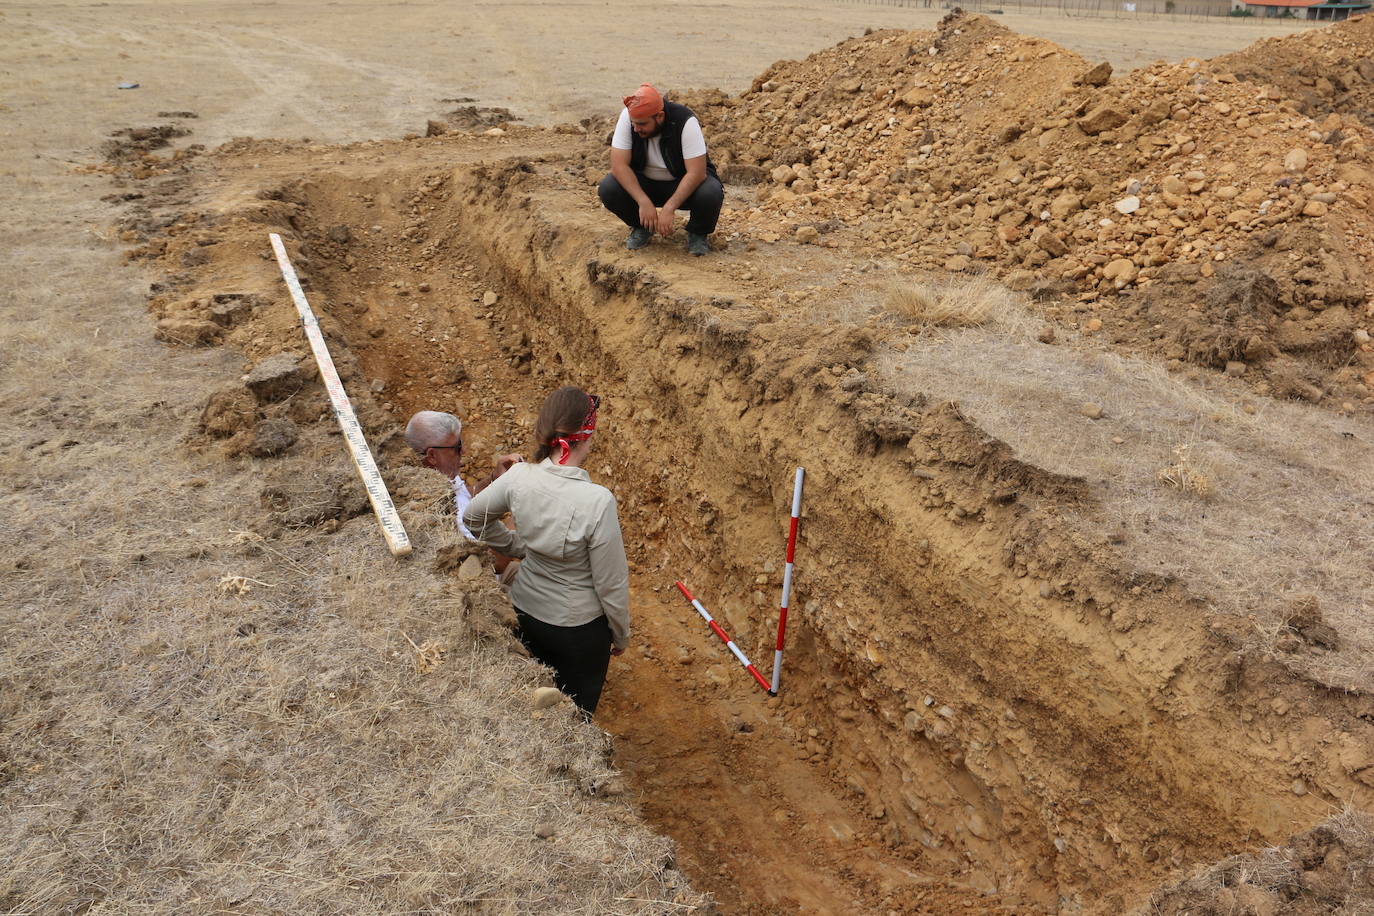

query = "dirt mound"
1217;15;1374;128
1142;809;1374;915
100;123;194;162
682;10;1374;406
425;99;524;137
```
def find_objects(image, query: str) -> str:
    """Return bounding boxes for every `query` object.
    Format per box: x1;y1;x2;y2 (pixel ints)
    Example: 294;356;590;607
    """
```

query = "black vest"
630;100;719;181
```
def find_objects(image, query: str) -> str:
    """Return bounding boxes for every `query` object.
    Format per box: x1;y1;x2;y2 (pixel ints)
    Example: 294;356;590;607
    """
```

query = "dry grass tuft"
1155;444;1215;499
405;631;448;673
881;275;1036;337
884;280;992;328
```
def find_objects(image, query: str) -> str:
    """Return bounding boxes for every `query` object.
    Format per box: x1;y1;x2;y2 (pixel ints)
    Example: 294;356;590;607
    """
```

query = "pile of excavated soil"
1217;15;1374;128
679;12;1374;406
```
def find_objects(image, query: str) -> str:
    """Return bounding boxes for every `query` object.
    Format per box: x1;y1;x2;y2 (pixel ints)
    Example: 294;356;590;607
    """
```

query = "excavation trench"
210;150;1374;914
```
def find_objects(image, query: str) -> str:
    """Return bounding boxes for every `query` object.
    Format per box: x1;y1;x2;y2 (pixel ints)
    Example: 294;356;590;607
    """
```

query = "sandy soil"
3;0;1312;153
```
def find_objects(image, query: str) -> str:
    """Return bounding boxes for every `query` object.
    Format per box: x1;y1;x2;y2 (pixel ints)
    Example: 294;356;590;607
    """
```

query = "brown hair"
534;386;593;462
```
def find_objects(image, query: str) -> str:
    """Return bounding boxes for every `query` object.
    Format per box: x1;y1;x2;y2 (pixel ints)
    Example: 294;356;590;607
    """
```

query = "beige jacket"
462;459;631;648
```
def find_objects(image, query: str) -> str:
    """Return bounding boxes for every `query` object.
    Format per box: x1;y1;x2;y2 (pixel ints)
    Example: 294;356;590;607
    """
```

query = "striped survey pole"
675;581;772;692
770;467;805;695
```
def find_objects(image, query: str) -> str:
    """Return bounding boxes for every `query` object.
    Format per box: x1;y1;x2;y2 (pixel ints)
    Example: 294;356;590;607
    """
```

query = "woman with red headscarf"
462;386;630;716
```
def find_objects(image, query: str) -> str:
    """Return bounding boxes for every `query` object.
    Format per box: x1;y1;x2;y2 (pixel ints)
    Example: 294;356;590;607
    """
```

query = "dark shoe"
626;227;652;250
686;233;710;256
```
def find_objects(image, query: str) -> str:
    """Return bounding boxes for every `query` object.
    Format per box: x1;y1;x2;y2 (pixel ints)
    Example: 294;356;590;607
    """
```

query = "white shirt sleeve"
611;108;633;150
452;477;478;541
680;117;707;159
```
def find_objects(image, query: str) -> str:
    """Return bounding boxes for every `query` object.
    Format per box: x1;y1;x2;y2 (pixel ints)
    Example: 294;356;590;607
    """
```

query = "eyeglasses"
588;394;601;410
428;439;463;457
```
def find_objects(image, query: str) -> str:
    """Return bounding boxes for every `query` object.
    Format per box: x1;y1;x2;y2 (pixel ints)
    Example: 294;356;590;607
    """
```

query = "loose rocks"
458;555;484;581
533;687;565;709
1077;60;1112;87
1102;259;1137;287
1077;105;1127;135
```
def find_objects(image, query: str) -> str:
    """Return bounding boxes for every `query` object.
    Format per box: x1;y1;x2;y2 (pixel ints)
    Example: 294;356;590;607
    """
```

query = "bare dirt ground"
1;1;1362;914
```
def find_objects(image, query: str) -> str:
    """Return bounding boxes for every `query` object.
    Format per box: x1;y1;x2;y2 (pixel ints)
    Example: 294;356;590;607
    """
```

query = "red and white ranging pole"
770;467;804;695
674;580;772;692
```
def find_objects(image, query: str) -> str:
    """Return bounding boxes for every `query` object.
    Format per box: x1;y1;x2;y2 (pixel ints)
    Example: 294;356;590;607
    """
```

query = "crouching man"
597;83;723;257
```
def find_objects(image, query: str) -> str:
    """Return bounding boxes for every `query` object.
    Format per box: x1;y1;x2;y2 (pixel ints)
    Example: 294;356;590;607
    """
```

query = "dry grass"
870;285;1374;690
0;194;702;915
0;425;702;916
1155;444;1215;500
880;275;1039;338
884;280;992;329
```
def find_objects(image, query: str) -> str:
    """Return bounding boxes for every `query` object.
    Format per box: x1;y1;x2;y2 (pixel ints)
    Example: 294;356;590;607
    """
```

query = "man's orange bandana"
623;83;664;119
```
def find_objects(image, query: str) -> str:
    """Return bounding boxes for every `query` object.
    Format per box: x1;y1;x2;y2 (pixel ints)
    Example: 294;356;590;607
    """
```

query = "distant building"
1236;0;1369;18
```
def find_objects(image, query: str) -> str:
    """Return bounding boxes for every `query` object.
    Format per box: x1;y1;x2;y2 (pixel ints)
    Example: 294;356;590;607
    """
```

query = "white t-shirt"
452;476;477;540
612;108;708;182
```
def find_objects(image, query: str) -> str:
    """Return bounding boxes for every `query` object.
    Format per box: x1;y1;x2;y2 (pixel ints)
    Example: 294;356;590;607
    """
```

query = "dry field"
2;1;1368;915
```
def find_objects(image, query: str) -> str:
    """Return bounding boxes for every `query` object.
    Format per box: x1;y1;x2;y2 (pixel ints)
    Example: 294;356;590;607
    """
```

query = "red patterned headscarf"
553;394;600;465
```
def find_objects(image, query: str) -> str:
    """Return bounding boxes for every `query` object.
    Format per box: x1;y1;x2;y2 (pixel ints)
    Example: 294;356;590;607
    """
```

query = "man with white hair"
405;410;523;543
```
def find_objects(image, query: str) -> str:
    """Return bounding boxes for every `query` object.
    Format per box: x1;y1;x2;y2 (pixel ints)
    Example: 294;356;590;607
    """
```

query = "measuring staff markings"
674;580;773;692
771;467;805;694
268;232;412;558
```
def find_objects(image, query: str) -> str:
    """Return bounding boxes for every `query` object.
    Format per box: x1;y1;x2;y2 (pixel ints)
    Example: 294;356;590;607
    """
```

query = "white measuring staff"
268;232;412;557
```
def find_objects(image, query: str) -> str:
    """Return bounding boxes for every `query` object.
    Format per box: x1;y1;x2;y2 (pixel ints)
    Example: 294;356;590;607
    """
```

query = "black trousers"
598;171;724;236
515;609;613;715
